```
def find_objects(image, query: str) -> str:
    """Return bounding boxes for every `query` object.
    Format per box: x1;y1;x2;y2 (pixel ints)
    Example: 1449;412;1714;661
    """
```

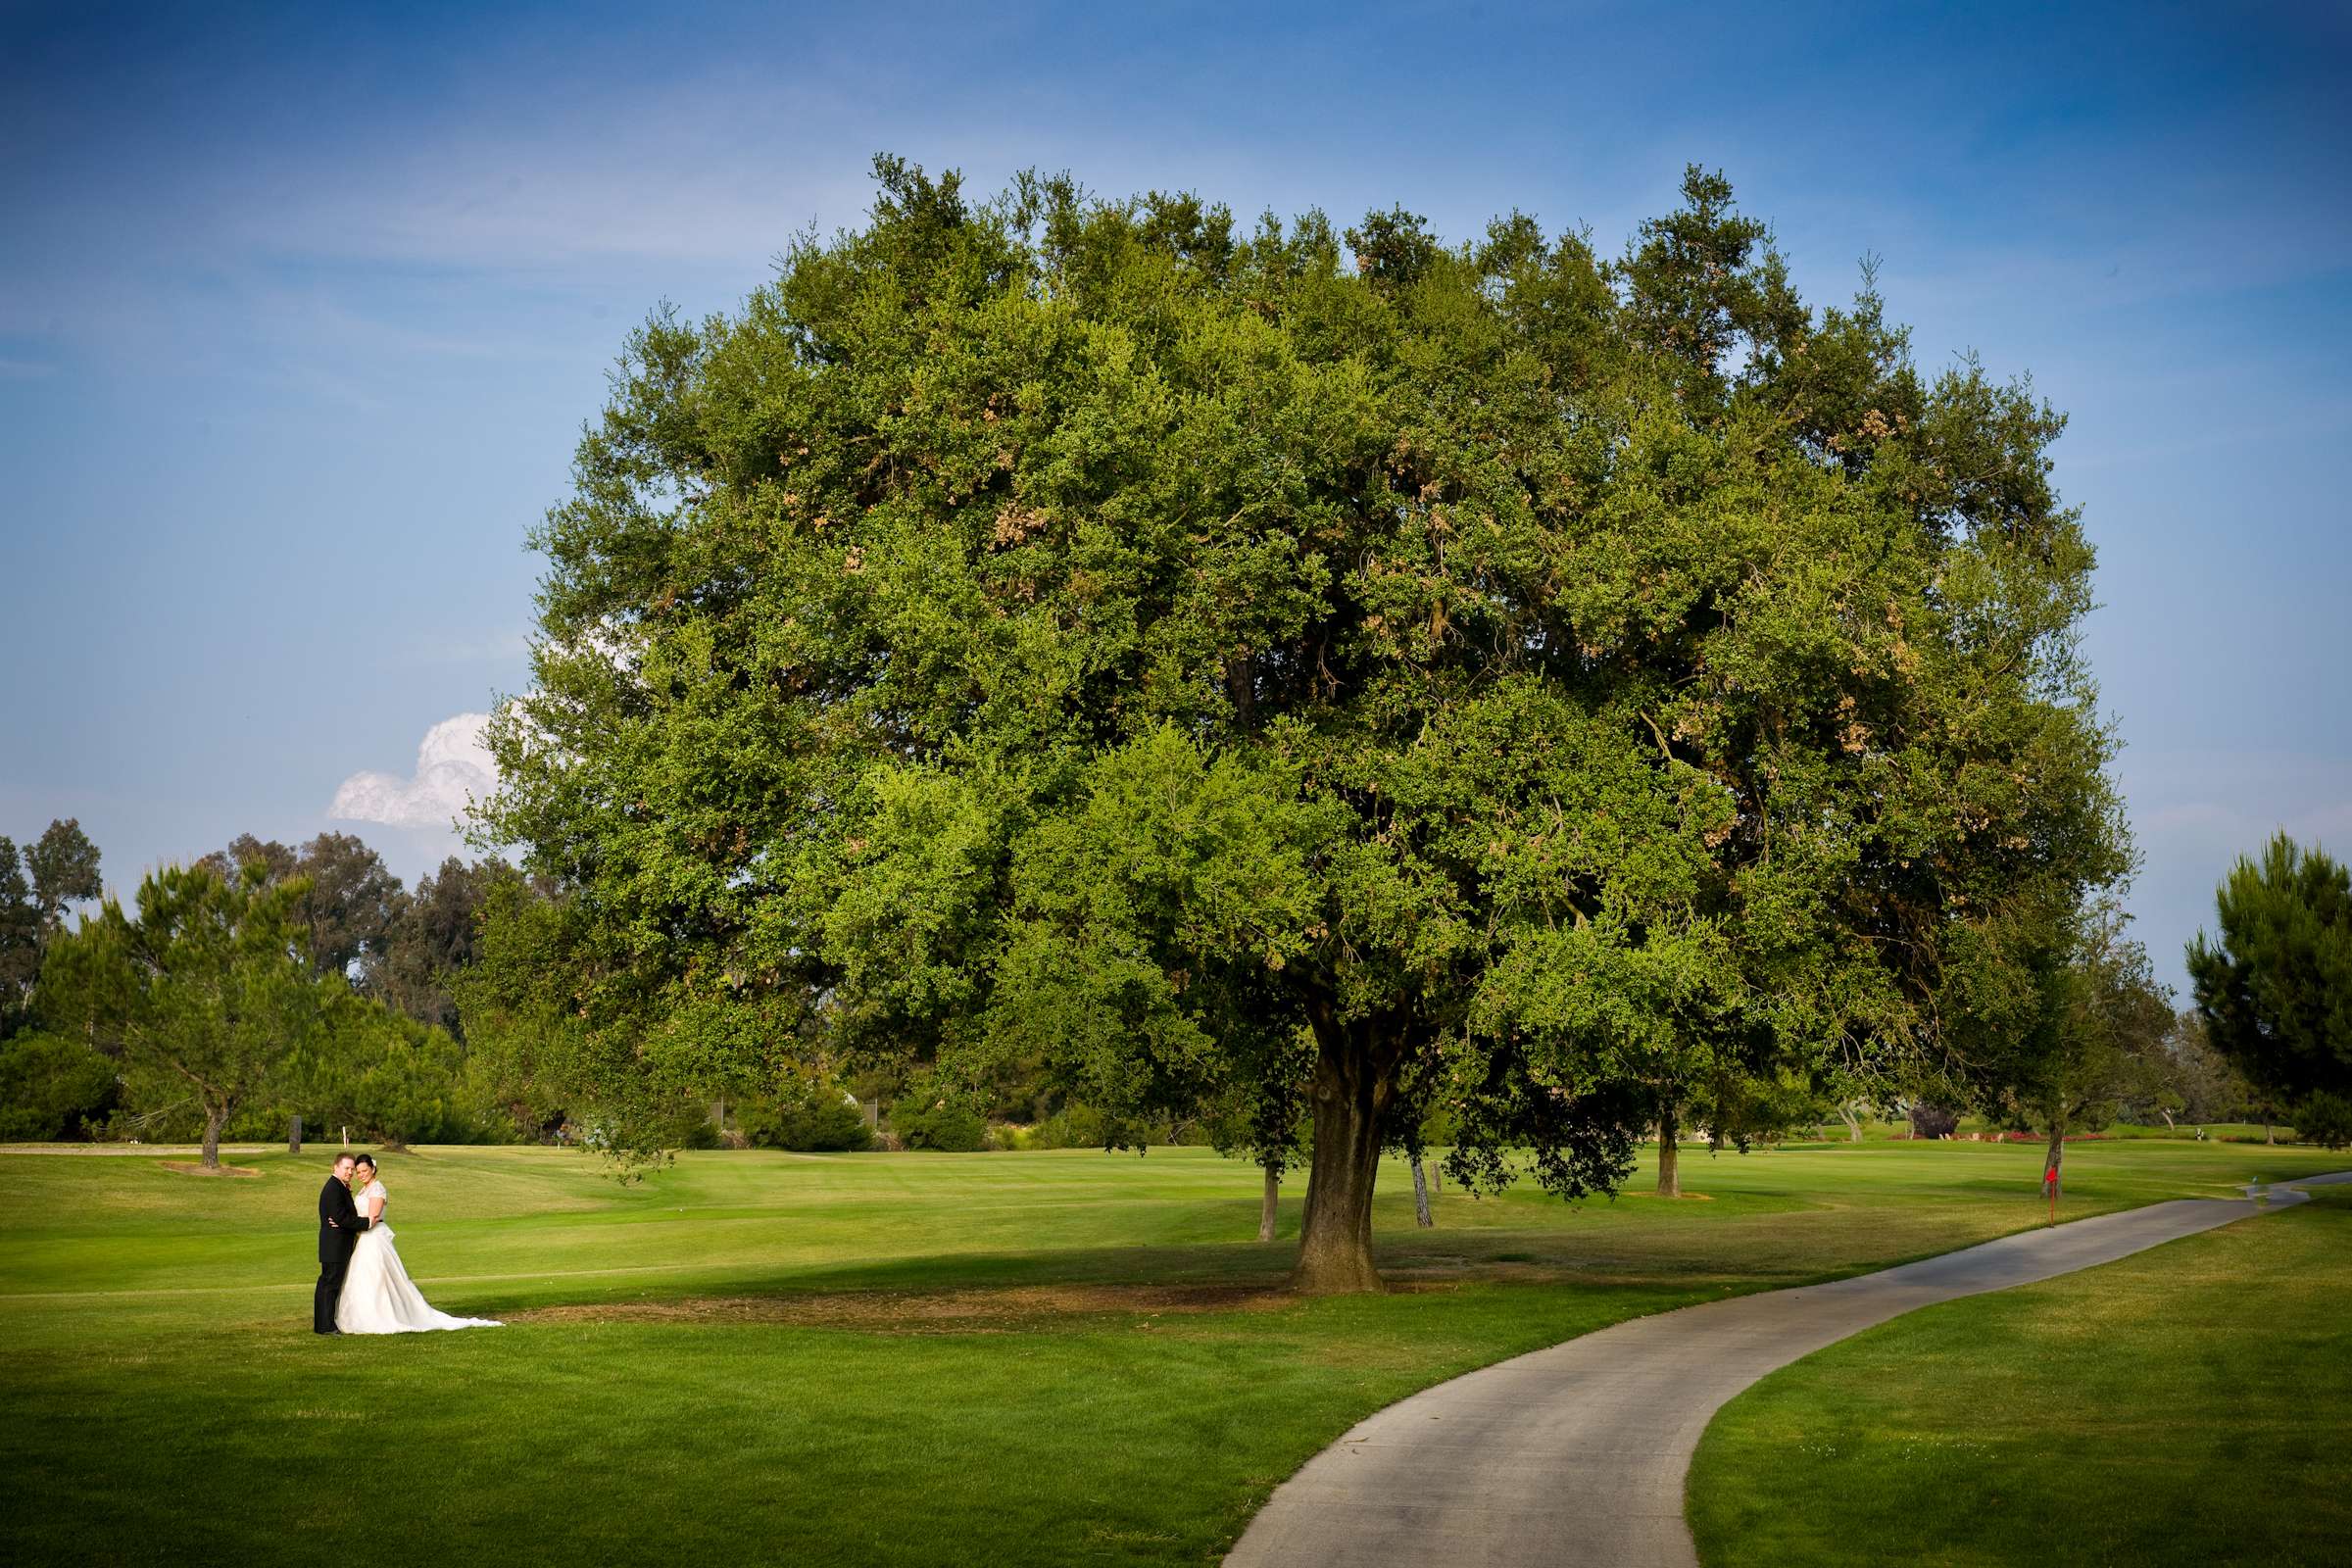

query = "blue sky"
3;0;2346;994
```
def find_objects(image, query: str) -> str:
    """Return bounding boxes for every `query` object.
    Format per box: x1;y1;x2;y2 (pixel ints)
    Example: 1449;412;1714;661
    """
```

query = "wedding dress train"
335;1179;502;1334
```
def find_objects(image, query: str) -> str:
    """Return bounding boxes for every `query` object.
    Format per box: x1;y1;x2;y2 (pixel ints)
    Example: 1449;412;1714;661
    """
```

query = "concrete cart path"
1227;1171;2352;1568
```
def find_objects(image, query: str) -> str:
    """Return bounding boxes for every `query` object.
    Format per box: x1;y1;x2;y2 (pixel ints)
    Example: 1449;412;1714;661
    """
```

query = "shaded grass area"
4;1140;2343;1566
1689;1186;2352;1568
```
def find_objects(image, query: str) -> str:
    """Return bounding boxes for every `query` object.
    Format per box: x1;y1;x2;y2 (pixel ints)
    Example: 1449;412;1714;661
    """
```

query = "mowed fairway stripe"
1226;1172;2352;1568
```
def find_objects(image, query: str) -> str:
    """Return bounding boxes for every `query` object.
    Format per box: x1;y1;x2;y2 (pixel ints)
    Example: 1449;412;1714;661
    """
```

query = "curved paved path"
1228;1172;2352;1568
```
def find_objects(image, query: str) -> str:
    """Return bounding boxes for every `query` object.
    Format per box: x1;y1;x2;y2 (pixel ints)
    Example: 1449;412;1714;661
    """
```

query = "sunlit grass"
3;1138;2341;1565
1689;1187;2352;1567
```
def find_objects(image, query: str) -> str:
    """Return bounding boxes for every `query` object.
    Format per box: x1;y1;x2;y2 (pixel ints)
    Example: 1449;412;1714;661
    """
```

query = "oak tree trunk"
202;1104;226;1171
1292;1039;1389;1294
1258;1164;1280;1244
2043;1117;2066;1202
1411;1154;1434;1228
1838;1102;1864;1142
1656;1102;1681;1198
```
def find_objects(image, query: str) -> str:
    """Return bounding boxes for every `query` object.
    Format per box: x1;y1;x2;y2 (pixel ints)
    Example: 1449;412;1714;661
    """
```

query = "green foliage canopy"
196;831;405;982
373;855;533;1038
738;1075;874;1152
298;999;478;1149
40;863;326;1167
2189;833;2352;1146
0;818;103;1031
478;160;2123;1288
0;825;525;1150
1944;895;2173;1187
0;1030;118;1140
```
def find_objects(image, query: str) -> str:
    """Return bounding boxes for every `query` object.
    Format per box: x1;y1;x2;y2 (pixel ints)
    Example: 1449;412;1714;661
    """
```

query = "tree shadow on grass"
459;1224;1791;1330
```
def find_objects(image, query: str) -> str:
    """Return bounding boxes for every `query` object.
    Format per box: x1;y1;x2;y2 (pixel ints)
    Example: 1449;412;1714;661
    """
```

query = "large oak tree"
478;161;2121;1290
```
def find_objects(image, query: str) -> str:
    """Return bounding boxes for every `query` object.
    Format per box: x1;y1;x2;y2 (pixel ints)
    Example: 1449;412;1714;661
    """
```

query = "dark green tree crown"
2188;833;2352;1112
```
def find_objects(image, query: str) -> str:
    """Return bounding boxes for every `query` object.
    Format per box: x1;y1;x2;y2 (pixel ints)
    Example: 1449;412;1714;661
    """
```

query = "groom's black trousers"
315;1175;368;1334
315;1232;359;1333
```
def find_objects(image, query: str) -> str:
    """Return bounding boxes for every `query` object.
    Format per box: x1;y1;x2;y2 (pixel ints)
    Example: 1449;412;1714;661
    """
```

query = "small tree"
1;819;104;1031
1200;1027;1311;1241
1952;898;2170;1198
40;863;322;1168
2156;1010;2252;1124
2187;834;2352;1139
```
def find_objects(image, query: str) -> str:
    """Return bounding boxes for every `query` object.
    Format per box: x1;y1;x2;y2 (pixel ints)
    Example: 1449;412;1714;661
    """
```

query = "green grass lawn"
1689;1184;2352;1568
3;1138;2342;1566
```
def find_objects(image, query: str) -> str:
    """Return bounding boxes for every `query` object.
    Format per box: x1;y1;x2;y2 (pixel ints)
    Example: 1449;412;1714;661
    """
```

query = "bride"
335;1154;502;1334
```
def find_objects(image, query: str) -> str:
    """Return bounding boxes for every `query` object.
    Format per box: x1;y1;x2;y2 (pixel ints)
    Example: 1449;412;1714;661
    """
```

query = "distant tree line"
0;820;110;1141
0;820;559;1165
5;810;2336;1186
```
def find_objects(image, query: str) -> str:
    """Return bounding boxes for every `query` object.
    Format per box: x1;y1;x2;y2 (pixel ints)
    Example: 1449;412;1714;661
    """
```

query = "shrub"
338;1010;480;1147
1908;1103;1960;1140
1017;1104;1215;1151
655;1102;723;1150
2294;1092;2352;1150
741;1086;874;1152
892;1099;988;1152
1025;1104;1160;1150
0;1031;118;1141
1026;1103;1113;1150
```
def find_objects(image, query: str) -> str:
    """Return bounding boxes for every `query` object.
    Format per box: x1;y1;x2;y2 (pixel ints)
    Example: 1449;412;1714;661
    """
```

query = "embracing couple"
313;1152;501;1336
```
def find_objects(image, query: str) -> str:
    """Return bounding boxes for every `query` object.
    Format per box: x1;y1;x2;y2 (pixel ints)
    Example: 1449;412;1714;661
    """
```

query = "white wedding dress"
335;1179;502;1334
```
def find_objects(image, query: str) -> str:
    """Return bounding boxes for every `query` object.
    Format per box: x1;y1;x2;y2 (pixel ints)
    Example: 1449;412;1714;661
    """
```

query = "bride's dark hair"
353;1154;377;1173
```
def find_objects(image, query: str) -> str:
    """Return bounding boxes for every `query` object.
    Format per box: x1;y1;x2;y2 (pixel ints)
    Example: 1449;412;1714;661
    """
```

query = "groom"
314;1152;374;1335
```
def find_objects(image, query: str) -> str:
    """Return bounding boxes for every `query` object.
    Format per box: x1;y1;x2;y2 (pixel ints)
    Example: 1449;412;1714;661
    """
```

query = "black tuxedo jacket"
317;1176;372;1265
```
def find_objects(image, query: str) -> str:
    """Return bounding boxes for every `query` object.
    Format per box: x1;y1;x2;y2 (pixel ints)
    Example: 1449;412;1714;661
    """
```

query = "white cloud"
329;713;499;831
